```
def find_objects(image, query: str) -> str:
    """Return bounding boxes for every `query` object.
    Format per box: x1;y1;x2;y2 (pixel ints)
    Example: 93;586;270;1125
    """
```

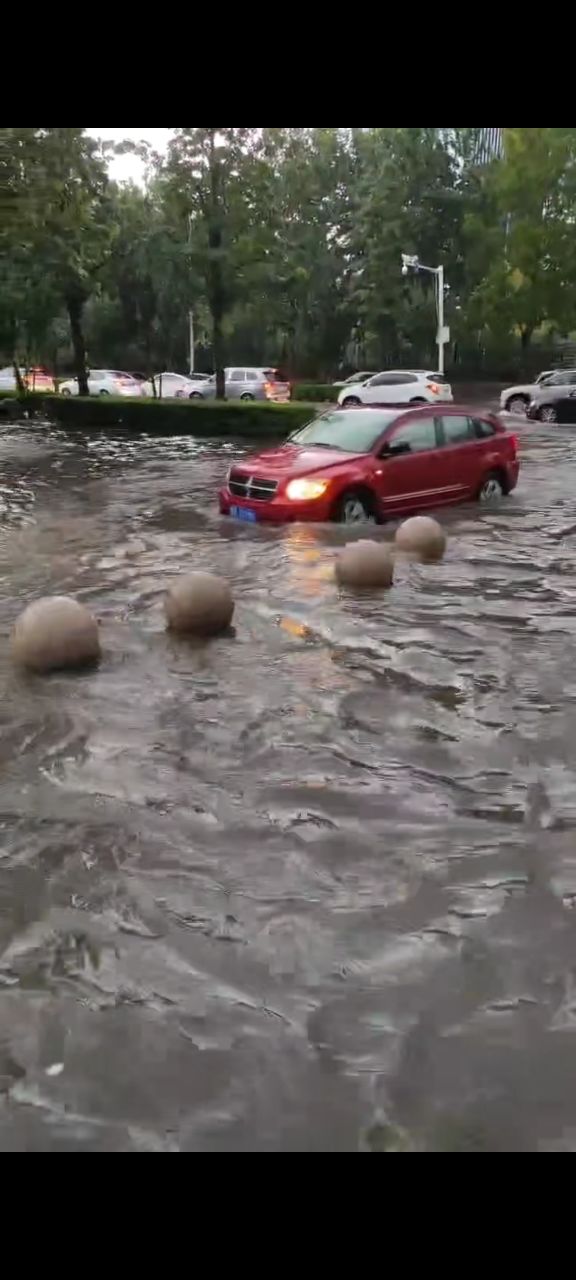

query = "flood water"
2;421;576;1152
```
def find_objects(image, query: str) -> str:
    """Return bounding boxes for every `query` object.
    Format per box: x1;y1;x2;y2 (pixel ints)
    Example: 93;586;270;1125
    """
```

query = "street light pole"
436;264;445;376
402;255;447;375
188;214;195;376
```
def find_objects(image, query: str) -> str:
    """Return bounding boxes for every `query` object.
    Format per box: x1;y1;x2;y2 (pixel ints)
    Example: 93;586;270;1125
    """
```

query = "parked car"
141;372;213;399
500;370;575;416
59;371;144;398
527;378;576;424
333;372;378;389
219;405;519;526
188;368;291;402
338;370;453;408
0;366;56;393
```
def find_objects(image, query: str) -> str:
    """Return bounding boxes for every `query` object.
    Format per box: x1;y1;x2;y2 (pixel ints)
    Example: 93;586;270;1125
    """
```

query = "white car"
59;370;144;398
338;369;453;408
141;372;212;399
500;370;576;416
0;366;20;391
0;366;56;393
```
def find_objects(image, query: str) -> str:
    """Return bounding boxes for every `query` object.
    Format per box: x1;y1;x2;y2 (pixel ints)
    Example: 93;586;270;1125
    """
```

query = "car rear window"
473;418;496;439
264;370;288;383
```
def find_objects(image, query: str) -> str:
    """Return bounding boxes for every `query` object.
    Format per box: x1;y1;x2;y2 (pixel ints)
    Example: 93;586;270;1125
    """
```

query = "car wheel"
189;392;204;400
99;390;110;397
342;397;362;407
479;472;505;503
506;395;529;415
241;393;256;402
410;397;427;404
61;389;72;397
538;404;559;424
334;490;377;525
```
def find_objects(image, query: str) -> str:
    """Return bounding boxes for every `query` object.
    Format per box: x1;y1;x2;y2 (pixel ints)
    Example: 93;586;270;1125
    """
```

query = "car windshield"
289;410;399;454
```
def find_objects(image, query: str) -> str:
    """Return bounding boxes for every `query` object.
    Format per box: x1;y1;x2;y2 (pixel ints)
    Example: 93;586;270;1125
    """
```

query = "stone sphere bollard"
335;540;395;590
395;516;447;563
12;596;101;673
165;572;235;637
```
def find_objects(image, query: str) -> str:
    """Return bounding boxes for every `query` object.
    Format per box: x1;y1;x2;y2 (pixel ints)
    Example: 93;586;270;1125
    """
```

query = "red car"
219;406;520;525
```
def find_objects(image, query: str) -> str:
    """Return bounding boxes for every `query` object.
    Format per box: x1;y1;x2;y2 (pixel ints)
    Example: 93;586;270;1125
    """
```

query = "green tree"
256;128;352;376
0;128;113;393
345;128;464;367
165;129;269;396
468;128;576;349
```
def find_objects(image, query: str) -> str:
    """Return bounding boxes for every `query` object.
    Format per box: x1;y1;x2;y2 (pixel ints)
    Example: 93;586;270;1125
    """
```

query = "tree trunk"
520;326;533;352
67;295;89;396
212;304;225;399
12;359;25;395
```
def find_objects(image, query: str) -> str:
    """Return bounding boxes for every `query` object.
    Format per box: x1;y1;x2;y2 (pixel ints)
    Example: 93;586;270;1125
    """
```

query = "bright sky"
88;128;173;181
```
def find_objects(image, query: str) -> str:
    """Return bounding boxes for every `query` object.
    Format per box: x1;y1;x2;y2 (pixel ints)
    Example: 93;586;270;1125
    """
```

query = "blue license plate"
230;506;258;524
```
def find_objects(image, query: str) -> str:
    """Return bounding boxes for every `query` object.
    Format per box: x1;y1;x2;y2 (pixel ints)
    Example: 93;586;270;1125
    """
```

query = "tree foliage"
2;126;576;386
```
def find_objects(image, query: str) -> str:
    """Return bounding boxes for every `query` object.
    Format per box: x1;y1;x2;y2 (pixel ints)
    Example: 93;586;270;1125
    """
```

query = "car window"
427;373;449;385
91;372;104;381
290;410;399;454
230;370;246;382
472;418;496;439
389;417;438;453
246;371;260;382
371;373;418;387
568;373;576;385
441;415;473;444
549;372;572;386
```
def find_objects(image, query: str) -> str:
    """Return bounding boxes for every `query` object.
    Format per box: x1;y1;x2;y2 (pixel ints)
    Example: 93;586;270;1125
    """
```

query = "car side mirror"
380;442;411;458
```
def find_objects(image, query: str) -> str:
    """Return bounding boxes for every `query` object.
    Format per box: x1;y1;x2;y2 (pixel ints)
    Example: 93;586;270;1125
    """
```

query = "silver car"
187;367;291;402
59;370;144;398
500;370;574;416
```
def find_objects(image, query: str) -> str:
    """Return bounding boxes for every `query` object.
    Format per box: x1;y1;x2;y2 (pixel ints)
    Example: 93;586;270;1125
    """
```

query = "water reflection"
2;422;576;1150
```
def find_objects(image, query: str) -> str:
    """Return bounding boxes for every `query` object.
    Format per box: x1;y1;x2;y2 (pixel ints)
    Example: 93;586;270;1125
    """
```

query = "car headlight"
286;478;329;502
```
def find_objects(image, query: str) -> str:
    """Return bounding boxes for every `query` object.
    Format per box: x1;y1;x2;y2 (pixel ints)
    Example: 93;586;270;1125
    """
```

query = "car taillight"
427;382;440;395
510;435;519;456
264;382;274;397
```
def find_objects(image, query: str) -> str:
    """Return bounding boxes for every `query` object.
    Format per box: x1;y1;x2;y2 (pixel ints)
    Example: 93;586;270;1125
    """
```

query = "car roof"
371;369;439;377
334;402;498;419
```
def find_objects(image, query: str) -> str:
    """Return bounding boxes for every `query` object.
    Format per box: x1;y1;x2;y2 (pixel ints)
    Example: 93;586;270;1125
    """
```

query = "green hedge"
292;383;336;402
0;390;51;404
44;395;314;437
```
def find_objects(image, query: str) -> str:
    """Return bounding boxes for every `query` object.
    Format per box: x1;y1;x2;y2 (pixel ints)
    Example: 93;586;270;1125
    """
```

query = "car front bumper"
219;488;333;523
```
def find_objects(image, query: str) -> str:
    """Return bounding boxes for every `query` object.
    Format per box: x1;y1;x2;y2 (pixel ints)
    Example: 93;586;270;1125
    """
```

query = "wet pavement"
2;420;576;1151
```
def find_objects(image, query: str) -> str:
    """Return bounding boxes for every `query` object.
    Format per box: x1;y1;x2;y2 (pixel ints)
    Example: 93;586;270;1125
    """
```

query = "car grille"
229;471;278;502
